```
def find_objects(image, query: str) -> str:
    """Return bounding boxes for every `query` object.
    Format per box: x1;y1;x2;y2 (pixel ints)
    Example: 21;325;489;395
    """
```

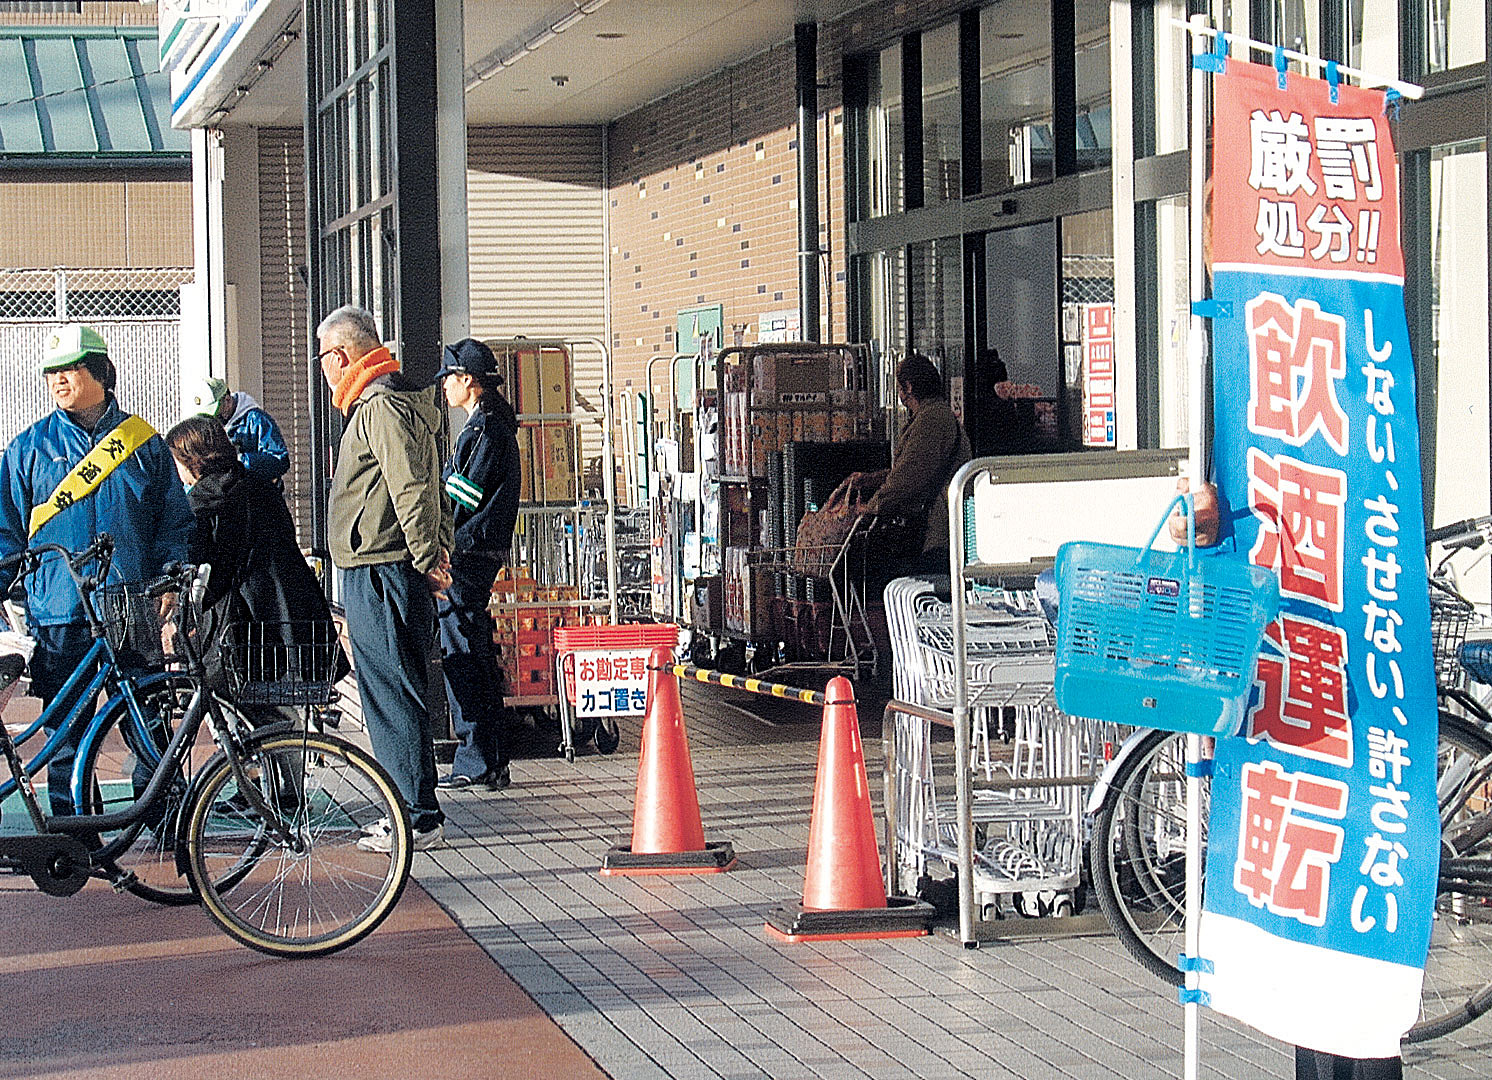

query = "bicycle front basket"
1053;500;1279;737
94;581;166;668
220;620;343;706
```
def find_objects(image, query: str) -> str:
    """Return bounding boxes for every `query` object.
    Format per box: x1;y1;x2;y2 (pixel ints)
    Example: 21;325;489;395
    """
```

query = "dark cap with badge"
435;338;503;384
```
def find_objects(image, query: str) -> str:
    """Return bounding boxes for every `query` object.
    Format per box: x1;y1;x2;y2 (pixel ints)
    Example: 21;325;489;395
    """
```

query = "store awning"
0;27;189;167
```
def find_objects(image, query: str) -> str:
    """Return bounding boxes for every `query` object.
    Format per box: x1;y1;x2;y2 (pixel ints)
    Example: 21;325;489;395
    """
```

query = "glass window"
1426;0;1486;72
984;222;1061;451
1061;208;1116;447
1429;140;1489;599
864;44;904;218
1147;195;1193;450
1148;2;1192;157
857;249;908;421
1074;0;1111;171
980;0;1053;193
1347;0;1398;75
908;238;964;386
922;22;962;203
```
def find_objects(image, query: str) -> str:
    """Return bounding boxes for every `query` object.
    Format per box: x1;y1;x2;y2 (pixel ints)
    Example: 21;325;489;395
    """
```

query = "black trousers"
1295;1047;1403;1080
437;552;508;779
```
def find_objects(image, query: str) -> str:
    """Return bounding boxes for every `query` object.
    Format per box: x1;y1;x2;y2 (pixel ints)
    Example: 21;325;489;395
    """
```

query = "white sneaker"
357;820;444;853
360;816;391;839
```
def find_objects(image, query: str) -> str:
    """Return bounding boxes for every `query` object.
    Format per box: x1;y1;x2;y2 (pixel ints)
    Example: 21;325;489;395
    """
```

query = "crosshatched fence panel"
0;320;184;447
0;268;190;448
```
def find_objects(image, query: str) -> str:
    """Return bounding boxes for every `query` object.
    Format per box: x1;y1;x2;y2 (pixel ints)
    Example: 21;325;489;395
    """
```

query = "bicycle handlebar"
1427;516;1492;550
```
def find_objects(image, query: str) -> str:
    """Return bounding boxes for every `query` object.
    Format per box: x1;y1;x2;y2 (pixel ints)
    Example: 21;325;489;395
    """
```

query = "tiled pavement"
382;680;1492;1080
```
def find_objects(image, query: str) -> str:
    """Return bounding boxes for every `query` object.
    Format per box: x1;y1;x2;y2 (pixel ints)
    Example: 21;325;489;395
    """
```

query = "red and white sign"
1082;303;1116;447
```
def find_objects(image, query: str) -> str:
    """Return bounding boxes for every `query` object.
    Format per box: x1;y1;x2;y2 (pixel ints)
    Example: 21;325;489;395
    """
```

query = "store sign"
564;649;651;717
1198;61;1436;1059
1081;303;1116;447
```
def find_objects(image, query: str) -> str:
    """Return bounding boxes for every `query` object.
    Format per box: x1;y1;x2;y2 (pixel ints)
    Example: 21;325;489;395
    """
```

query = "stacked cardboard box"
490;342;579;504
490;566;582;699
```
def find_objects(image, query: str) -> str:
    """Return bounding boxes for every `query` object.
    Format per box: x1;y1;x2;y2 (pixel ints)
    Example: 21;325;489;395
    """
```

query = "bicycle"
0;536;414;957
1086;515;1492;1043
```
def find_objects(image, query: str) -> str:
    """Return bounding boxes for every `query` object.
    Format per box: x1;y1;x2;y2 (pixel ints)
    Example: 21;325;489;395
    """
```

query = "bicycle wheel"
75;672;237;906
183;729;412;957
1092;714;1492;1044
1406;710;1492;1042
1090;728;1196;985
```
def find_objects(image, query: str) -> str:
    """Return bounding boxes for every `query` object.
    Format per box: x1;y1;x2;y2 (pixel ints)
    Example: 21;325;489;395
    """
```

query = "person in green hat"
188;375;290;489
0;324;194;812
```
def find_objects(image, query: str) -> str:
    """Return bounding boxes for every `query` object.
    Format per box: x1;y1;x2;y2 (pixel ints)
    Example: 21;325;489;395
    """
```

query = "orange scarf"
332;346;400;414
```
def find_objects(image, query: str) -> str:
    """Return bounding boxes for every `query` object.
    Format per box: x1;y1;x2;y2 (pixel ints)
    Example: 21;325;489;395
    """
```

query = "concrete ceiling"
463;0;875;125
220;0;878;130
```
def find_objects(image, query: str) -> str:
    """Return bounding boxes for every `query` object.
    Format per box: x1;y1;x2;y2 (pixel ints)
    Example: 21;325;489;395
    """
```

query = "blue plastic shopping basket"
1053;495;1280;737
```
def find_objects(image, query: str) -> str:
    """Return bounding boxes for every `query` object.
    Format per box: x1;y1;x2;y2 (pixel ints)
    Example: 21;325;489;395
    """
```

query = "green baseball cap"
42;324;108;372
190;376;231;416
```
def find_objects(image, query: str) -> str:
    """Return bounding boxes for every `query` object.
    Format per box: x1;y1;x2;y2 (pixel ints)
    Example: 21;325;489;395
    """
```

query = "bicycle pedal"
109;870;140;893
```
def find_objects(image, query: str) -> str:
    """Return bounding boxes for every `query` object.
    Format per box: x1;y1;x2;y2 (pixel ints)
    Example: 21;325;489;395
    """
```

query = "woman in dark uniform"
435;339;522;790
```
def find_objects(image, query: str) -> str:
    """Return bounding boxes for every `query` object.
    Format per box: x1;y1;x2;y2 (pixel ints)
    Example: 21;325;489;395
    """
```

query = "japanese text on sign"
570;649;651;717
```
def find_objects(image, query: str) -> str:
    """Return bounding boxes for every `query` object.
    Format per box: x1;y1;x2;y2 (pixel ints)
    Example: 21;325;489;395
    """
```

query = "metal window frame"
303;0;443;557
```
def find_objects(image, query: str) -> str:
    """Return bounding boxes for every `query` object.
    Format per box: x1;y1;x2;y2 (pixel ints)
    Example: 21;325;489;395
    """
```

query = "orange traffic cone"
601;647;735;875
765;677;935;942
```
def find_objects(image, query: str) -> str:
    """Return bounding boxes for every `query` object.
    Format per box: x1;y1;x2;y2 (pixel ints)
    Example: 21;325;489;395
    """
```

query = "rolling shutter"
467;127;608;475
256;126;312;538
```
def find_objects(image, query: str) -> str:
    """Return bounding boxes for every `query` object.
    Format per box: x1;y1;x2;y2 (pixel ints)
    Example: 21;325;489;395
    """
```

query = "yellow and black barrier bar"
655;663;826;707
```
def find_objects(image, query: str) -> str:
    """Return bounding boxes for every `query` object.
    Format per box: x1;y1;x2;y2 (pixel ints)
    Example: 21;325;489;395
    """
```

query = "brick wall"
0;178;191;266
604;0;973;394
0;2;157;26
606;42;847;395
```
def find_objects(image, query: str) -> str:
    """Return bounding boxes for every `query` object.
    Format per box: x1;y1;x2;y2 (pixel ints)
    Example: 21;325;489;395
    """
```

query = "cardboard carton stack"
492;342;578;503
490;566;582;699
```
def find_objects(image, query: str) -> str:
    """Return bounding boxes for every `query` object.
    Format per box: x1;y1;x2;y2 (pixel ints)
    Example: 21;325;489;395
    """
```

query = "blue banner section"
1204;264;1439;966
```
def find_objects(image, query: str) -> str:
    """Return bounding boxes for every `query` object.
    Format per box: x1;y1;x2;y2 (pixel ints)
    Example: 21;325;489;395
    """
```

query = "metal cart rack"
883;574;1121;920
704;343;881;672
882;451;1191;943
481;337;617;729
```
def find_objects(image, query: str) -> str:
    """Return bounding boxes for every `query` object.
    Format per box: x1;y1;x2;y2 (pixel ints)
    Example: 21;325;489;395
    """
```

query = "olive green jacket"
328;381;452;573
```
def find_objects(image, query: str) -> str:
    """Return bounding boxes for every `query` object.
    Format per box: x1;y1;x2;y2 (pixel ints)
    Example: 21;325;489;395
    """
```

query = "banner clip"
1191;300;1233;320
1178;988;1213;1006
1192;54;1225;73
1185;758;1214;778
1274;45;1288;90
1178;953;1216;974
1325;60;1340;104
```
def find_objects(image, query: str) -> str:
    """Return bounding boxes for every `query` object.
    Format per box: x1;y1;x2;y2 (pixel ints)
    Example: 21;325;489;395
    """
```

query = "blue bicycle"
0;536;414;956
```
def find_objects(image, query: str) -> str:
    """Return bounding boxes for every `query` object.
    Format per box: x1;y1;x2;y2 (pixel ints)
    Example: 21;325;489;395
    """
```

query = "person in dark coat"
434;338;521;791
164;417;347;711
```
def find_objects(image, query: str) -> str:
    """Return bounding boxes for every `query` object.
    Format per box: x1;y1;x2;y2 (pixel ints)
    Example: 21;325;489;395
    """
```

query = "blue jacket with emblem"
222;392;290;485
0;396;195;626
442;393;520;559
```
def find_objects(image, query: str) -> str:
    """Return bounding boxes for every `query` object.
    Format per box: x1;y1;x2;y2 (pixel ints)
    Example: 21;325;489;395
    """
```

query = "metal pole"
1184;14;1210;1080
795;23;821;343
948;458;980;945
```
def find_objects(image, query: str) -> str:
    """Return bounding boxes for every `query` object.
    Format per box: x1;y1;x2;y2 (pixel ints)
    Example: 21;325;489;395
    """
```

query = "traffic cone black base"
763;895;936;943
600;840;737;876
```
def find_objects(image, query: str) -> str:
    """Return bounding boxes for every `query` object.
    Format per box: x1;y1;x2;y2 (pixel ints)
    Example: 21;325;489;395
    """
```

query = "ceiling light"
595;31;625;39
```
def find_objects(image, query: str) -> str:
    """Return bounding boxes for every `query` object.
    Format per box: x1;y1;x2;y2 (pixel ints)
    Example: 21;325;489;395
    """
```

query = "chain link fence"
0;268;192;446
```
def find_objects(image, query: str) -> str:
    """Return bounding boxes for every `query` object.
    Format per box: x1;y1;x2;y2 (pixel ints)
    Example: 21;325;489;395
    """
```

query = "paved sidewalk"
413;682;1492;1080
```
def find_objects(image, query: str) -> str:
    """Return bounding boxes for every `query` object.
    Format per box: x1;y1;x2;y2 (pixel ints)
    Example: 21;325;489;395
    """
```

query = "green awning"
0;27;189;165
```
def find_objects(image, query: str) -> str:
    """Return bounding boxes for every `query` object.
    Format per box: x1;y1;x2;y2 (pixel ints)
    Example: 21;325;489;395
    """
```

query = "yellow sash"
28;414;157;538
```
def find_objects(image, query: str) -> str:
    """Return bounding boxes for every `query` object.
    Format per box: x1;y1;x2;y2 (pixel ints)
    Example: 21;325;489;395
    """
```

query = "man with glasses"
316;306;452;852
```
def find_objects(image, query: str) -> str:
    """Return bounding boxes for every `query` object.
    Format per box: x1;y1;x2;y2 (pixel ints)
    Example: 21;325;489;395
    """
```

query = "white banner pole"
1184;13;1210;1080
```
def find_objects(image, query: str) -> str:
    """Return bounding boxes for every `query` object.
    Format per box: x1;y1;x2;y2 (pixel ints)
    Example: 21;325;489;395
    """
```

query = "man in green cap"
0;324;193;812
188;375;290;488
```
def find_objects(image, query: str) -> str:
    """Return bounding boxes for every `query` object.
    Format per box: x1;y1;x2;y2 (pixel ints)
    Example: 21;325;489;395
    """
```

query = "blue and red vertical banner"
1197;60;1438;1058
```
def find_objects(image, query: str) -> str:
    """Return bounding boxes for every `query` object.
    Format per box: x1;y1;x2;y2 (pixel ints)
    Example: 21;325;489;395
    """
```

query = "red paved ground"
0;877;608;1080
